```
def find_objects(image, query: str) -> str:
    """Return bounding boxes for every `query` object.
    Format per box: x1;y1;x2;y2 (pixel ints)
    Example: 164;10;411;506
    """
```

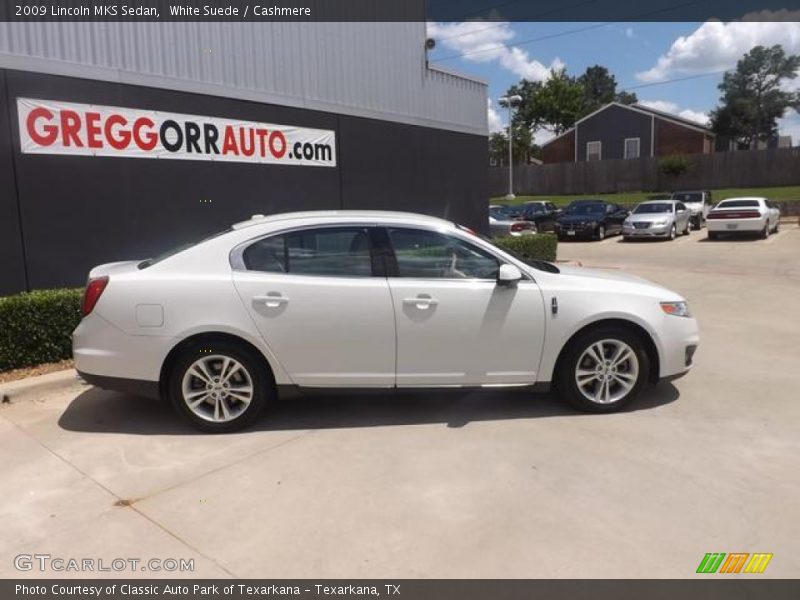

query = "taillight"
708;210;761;220
510;222;528;232
82;276;109;316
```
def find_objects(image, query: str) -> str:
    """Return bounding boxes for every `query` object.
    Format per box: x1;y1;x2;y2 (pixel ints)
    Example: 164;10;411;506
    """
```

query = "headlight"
661;301;691;318
652;219;668;226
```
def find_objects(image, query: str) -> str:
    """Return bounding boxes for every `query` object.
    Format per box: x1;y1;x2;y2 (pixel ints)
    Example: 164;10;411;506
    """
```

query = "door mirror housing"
497;264;523;286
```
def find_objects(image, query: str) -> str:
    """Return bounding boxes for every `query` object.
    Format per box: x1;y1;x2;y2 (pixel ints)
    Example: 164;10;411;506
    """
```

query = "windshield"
565;202;604;215
673;192;703;203
138;228;231;269
634;203;672;214
523;204;545;214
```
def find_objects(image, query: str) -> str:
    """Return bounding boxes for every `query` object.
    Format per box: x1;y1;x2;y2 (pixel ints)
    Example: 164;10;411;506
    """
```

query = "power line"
621;70;725;91
434;0;599;43
430;0;709;63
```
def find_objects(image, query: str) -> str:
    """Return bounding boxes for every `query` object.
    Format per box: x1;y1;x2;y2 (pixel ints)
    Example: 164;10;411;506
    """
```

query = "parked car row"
490;192;782;242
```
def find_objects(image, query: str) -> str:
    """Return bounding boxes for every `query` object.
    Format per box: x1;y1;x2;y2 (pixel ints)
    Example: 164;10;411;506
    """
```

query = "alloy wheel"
180;354;254;423
574;339;639;405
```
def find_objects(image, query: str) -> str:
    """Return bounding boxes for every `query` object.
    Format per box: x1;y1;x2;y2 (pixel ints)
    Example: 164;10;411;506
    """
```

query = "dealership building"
0;17;488;294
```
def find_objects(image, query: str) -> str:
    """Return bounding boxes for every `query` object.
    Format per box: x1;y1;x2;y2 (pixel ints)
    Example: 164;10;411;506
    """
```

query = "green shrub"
493;233;558;263
658;153;693;178
0;288;83;371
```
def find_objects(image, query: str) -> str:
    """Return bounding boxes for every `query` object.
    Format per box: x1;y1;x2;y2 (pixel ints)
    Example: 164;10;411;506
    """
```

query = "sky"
425;19;800;145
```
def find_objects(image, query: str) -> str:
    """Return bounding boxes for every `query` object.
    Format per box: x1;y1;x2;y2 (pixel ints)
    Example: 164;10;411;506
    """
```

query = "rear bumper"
707;218;764;233
77;371;160;399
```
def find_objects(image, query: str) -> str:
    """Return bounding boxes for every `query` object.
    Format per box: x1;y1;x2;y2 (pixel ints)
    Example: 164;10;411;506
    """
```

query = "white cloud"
636;15;800;82
427;21;564;81
487;98;504;133
533;129;556;146
638;100;710;125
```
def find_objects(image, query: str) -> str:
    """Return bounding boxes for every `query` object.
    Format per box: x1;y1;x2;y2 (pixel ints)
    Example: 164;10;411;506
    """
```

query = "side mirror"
497;264;522;286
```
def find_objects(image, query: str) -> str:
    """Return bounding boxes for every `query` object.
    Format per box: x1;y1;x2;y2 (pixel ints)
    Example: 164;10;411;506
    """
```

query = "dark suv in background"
555;200;629;241
671;190;713;230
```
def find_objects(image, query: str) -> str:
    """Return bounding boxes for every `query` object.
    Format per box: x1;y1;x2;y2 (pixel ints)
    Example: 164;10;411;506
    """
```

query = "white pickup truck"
671;190;713;230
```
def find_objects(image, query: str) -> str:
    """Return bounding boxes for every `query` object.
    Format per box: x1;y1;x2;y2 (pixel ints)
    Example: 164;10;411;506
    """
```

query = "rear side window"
387;228;499;280
243;227;373;277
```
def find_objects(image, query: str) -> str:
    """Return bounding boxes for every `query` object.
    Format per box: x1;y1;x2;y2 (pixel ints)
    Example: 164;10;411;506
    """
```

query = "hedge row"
0;289;83;372
493;233;558;263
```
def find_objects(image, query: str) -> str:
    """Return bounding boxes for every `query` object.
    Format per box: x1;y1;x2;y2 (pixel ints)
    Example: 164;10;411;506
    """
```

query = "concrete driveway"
2;225;799;579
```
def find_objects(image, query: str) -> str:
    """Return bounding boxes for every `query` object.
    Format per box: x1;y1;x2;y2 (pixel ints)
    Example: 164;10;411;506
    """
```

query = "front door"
383;227;546;387
233;226;396;387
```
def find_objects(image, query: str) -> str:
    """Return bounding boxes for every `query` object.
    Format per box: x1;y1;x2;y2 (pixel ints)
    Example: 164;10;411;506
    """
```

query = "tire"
773;220;780;234
595;225;606;241
555;326;650;413
168;340;273;433
530;222;539;234
708;231;718;241
761;222;769;239
684;220;691;235
668;224;676;241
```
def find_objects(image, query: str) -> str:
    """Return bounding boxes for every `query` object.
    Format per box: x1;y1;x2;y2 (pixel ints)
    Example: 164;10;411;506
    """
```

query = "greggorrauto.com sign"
17;97;336;167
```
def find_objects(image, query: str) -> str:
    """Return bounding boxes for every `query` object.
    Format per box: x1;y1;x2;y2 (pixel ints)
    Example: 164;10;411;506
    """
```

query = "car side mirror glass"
497;264;522;286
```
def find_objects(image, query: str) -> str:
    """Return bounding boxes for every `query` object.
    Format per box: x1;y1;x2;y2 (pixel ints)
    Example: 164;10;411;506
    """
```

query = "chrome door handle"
403;296;439;310
253;294;289;308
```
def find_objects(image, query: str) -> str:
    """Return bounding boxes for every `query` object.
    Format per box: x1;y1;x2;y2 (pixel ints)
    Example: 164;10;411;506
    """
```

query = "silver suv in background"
671;191;713;230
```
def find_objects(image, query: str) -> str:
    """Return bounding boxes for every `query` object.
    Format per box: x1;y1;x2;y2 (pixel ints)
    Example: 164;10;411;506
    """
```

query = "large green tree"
578;65;638;115
710;45;800;147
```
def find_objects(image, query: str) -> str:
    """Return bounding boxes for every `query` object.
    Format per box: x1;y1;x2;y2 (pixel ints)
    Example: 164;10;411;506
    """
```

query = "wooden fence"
489;148;800;198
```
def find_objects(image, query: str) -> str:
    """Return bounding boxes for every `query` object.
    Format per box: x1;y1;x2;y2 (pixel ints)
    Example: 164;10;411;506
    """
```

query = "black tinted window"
244;227;373;277
718;200;760;208
388;228;499;279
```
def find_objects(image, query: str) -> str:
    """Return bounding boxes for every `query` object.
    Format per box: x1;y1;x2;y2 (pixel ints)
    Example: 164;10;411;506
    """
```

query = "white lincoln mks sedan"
73;211;699;432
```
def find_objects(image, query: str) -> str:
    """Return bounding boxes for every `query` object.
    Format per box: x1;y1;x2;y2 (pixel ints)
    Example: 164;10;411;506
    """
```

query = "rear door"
232;226;396;387
382;226;546;387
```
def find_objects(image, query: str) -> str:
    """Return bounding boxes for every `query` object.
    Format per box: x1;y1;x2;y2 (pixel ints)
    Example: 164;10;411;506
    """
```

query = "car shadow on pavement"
58;383;680;435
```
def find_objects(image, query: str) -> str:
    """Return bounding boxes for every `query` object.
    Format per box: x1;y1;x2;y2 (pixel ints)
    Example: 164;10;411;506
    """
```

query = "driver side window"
387;228;499;280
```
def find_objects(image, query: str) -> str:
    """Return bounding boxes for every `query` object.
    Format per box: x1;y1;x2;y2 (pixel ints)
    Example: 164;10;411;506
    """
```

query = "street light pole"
498;94;522;201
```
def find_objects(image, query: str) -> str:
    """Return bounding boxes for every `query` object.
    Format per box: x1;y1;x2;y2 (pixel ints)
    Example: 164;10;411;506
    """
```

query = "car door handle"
253;294;289;308
403;296;439;309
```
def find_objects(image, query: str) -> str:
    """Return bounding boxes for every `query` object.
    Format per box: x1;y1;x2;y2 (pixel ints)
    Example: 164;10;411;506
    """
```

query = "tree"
488;127;535;166
710;45;800;148
578;66;638;115
510;68;584;137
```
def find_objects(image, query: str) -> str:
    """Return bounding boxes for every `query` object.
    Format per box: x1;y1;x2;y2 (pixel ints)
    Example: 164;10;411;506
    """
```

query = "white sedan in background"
73;211;698;432
707;197;781;240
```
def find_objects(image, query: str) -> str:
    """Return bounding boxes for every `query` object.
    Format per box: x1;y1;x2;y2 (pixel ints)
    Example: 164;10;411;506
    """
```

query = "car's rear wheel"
169;341;272;432
761;222;769;239
556;327;650;413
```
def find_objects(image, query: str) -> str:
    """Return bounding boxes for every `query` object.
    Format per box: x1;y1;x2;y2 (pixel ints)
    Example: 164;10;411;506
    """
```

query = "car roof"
638;200;676;205
231;210;453;230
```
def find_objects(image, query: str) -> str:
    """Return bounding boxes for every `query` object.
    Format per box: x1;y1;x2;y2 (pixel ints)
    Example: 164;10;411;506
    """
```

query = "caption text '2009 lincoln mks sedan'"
73;211;699;432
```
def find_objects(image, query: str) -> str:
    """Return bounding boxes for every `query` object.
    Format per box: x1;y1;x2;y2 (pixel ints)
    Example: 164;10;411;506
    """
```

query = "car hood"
553;265;683;300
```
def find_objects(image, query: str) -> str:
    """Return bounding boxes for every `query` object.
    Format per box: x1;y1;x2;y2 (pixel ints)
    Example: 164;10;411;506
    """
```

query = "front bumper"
623;224;671;238
657;316;700;379
555;225;595;239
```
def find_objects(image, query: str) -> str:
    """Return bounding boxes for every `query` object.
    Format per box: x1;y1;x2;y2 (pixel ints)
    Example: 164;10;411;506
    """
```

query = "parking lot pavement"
2;225;799;579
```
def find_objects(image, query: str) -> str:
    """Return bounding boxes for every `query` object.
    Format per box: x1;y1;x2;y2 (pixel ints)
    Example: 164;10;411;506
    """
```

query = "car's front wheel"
556;327;650;413
595;225;606;241
169;341;272;432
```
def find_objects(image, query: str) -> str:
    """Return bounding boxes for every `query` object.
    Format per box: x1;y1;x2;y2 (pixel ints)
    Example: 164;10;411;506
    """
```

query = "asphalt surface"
2;224;799;579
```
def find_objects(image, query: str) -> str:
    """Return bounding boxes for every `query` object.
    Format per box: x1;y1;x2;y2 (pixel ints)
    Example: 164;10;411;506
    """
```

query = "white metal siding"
0;21;487;135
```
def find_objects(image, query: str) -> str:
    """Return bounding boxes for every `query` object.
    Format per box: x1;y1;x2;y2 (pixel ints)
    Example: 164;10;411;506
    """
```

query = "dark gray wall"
576;105;652;161
489;148;800;197
1;68;487;293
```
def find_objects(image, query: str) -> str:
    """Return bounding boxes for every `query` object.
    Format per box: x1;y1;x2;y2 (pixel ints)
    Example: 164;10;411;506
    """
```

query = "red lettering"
239;127;255;157
256;129;269;157
132;117;157;151
60;110;84;147
104;114;131;150
25;107;58;146
85;112;103;149
269;131;286;158
222;126;239;155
